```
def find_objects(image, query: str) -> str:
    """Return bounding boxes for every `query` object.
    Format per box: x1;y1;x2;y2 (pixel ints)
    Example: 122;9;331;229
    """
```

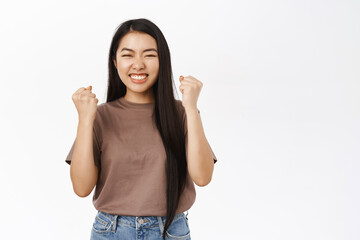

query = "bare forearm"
185;107;214;187
70;120;98;197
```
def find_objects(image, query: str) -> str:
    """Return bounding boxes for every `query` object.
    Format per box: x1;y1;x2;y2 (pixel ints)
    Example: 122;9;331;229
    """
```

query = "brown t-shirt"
65;96;217;216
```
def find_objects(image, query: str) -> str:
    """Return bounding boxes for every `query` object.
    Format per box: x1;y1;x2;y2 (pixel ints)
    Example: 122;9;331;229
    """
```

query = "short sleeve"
183;107;218;164
65;127;101;171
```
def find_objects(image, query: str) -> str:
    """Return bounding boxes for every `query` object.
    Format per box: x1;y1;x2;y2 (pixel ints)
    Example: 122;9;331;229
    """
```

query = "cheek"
150;60;160;72
117;63;130;75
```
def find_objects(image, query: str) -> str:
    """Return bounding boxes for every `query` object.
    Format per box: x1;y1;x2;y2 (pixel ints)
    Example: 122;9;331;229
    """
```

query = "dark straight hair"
106;18;188;240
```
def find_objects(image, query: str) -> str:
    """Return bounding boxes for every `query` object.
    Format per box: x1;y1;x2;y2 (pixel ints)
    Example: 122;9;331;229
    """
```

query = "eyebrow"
120;48;158;53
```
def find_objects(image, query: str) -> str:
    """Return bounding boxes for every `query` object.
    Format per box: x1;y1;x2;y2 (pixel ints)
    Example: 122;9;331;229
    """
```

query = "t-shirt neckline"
118;96;155;109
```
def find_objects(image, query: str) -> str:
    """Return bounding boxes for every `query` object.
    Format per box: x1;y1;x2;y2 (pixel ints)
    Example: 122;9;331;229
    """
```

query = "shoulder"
93;102;110;124
96;101;116;115
97;102;107;112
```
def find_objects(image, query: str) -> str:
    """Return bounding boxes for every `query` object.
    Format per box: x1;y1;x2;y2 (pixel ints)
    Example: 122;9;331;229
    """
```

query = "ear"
113;59;117;68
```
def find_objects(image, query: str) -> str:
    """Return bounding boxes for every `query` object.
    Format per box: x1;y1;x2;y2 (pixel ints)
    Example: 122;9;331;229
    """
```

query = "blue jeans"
90;210;191;240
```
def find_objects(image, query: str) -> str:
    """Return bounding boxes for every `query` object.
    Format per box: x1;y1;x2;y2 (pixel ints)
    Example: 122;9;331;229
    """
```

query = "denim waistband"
96;210;189;232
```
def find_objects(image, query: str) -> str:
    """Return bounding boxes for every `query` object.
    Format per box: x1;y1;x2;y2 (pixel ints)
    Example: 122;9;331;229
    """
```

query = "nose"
132;55;145;70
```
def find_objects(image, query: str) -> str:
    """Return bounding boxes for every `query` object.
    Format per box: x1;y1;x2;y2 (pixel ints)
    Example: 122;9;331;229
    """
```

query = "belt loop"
157;216;165;237
185;210;189;220
136;216;139;230
111;215;118;233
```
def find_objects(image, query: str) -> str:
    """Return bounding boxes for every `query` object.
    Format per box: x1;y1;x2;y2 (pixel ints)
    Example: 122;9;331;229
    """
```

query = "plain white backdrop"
0;0;359;239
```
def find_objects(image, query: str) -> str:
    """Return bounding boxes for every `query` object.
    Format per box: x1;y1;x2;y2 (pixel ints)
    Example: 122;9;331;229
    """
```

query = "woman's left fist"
179;75;203;110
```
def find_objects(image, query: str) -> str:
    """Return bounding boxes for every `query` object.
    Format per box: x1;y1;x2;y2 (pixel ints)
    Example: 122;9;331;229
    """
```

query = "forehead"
118;31;157;50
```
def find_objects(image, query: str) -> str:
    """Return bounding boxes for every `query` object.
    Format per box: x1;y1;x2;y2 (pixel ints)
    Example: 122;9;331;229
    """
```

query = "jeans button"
139;219;144;224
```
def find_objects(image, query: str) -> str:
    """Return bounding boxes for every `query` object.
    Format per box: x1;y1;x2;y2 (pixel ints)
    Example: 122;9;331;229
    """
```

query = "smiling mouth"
129;74;148;80
129;74;149;83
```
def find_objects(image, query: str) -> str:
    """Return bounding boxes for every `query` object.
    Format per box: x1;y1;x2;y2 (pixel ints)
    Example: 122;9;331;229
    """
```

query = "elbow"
194;177;212;187
72;184;92;198
195;181;210;187
191;168;214;187
69;163;98;198
195;182;208;187
74;188;91;198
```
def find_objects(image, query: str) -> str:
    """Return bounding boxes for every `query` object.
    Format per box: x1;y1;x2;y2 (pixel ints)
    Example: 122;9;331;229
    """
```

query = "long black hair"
105;18;187;240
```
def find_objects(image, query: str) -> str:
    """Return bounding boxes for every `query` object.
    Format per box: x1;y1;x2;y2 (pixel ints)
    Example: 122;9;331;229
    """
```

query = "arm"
185;107;214;187
70;120;99;197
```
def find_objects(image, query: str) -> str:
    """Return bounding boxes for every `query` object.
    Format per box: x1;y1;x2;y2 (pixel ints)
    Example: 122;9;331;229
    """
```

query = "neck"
124;89;155;104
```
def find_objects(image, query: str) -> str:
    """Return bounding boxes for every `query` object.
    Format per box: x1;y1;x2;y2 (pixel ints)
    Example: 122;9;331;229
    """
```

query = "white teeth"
130;74;147;80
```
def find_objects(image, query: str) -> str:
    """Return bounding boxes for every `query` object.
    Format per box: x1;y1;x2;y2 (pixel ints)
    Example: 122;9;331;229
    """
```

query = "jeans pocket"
165;216;191;240
92;211;112;234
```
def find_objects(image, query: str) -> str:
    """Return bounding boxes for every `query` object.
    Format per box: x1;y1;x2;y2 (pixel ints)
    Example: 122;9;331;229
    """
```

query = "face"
113;31;159;99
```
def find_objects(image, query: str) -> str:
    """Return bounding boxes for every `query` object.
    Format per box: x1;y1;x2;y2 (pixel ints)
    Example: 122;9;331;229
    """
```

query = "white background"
0;0;359;239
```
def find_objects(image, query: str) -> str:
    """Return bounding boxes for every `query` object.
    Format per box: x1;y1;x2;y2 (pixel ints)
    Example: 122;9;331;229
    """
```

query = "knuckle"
79;94;86;100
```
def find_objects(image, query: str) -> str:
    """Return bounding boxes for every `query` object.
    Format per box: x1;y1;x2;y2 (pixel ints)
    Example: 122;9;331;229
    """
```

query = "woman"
65;18;218;240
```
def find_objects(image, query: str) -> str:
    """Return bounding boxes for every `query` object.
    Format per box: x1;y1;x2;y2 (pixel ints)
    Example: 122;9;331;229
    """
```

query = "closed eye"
121;55;157;57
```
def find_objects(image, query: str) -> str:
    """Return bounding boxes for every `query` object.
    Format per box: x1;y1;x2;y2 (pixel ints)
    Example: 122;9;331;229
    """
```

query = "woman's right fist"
72;85;99;123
